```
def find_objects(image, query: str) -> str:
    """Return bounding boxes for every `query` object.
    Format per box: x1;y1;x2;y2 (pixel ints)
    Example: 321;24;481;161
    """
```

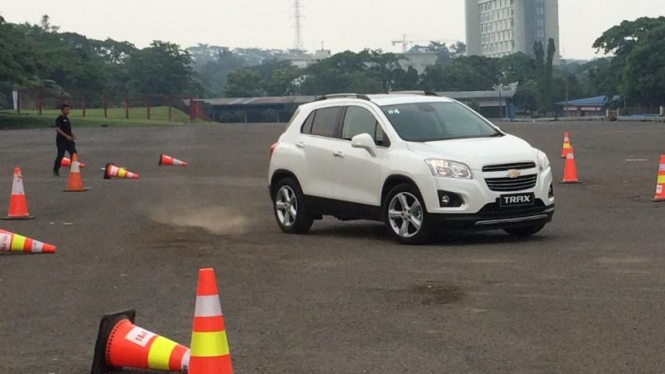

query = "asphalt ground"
0;120;664;374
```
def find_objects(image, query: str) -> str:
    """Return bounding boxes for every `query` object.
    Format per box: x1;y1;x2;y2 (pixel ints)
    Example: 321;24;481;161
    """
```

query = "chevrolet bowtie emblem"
507;169;521;179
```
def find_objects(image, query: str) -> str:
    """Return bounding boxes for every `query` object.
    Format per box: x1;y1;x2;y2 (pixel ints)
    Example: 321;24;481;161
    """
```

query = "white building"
466;0;560;61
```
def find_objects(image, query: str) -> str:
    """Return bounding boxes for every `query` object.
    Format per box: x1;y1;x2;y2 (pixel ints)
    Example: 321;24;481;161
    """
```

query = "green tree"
225;69;263;97
514;80;539;115
126;41;199;96
594;17;665;106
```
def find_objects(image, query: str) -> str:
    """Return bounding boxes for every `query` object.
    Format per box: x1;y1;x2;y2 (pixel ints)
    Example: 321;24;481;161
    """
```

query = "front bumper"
430;200;555;231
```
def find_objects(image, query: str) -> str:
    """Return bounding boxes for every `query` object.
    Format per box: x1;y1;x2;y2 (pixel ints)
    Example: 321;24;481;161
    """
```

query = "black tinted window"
310;107;341;138
342;106;389;147
301;111;315;134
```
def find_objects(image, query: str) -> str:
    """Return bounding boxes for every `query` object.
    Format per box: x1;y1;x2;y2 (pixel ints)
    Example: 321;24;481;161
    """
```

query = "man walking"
53;104;77;177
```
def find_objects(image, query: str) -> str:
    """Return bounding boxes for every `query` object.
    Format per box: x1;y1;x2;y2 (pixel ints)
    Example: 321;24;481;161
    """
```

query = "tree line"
1;15;664;114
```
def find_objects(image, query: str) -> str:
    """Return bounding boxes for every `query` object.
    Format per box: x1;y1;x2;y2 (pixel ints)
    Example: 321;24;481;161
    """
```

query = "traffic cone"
160;154;188;167
104;163;139;180
91;310;190;374
189;268;233;374
64;154;88;192
561;132;571;158
61;157;86;168
561;146;582;184
653;155;665;202
3;167;35;220
0;228;56;253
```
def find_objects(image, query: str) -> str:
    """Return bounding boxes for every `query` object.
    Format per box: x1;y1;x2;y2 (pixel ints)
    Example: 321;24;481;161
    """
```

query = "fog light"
437;190;463;208
548;184;554;199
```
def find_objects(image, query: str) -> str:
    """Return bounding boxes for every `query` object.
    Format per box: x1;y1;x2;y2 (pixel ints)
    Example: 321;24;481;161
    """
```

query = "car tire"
504;223;546;237
273;177;314;234
383;183;434;245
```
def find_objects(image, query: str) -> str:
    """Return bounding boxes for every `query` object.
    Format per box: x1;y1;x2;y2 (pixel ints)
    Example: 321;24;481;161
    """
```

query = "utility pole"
293;0;304;51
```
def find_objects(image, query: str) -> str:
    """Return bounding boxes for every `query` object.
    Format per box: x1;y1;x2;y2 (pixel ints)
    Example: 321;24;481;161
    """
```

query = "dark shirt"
55;115;72;143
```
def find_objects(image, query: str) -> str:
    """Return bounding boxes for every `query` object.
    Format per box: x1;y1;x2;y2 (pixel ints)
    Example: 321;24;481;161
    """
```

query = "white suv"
268;93;554;244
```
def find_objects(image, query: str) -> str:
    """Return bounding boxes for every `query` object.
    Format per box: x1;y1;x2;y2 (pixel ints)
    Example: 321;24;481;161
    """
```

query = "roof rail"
389;90;440;97
315;93;372;102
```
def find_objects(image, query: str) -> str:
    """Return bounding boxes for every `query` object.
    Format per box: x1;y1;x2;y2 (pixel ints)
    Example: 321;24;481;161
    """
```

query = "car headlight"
536;150;550;171
425;159;473;179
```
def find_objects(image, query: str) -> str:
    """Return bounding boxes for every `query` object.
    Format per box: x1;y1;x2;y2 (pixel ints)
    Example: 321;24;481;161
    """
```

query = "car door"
297;106;344;199
331;105;389;206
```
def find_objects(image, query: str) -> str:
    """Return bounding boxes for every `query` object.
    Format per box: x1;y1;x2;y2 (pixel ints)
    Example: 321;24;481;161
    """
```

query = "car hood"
406;135;537;170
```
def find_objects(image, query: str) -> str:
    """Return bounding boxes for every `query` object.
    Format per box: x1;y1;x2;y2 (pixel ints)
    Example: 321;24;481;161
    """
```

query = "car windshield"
380;101;502;142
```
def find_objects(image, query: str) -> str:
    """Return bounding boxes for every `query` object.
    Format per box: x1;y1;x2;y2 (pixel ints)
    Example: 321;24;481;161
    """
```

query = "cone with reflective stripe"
561;132;572;158
189;268;233;374
61;157;86;168
561;146;582;184
3;167;35;220
104;163;139;180
160;154;188;167
91;310;190;374
653;155;665;202
0;228;56;253
65;154;88;192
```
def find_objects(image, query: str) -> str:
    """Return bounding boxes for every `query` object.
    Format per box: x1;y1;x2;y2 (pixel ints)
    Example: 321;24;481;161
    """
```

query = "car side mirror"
351;133;376;157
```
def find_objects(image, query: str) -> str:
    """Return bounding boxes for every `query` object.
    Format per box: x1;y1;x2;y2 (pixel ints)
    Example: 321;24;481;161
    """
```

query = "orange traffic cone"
91;310;190;374
189;268;233;374
65;154;88;192
160;154;188;167
3;167;35;220
561;146;582;184
653;155;665;202
61;157;86;168
0;228;56;253
104;163;139;180
561;132;572;158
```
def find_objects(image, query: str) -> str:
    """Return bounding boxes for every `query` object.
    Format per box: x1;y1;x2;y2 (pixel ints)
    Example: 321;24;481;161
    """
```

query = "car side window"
309;107;341;138
301;111;316;134
342;106;390;147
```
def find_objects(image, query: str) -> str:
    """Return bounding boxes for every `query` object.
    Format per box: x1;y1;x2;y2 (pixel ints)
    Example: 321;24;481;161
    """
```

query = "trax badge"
503;195;532;205
507;169;521;179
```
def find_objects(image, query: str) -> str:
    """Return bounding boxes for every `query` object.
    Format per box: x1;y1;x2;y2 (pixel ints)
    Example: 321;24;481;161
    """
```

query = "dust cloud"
150;205;250;235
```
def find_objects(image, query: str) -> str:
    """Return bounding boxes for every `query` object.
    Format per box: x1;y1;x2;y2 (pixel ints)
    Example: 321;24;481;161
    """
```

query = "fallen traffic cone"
160;154;188;167
654;155;665;202
3;167;35;220
561;146;582;184
189;268;233;374
61;157;86;168
91;310;190;374
65;154;88;192
0;228;56;253
561;132;572;158
104;163;139;180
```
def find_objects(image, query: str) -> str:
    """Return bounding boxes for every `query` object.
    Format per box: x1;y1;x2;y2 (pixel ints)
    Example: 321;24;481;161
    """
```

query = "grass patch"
0;107;208;129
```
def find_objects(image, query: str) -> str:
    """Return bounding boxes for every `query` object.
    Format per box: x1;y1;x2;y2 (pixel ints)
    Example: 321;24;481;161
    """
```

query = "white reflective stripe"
659;164;665;171
658;185;663;194
0;232;11;251
567;154;574;160
32;241;43;253
12;174;25;195
174;159;183;166
181;350;190;371
194;295;223;317
71;161;81;173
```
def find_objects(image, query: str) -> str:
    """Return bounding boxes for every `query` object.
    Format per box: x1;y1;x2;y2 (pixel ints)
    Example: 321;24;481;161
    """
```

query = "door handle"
333;151;344;158
296;141;305;148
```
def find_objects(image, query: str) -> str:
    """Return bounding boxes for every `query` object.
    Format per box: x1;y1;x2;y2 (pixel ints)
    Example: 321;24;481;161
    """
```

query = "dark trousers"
53;141;77;172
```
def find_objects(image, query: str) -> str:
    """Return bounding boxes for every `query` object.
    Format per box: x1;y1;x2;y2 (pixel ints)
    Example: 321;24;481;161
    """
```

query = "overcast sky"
1;0;663;59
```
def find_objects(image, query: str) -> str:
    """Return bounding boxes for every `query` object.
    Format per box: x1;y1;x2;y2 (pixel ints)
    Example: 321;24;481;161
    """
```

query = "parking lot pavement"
0;121;664;373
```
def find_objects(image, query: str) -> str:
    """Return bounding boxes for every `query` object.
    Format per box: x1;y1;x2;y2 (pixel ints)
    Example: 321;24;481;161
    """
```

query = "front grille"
485;174;537;192
482;162;536;172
